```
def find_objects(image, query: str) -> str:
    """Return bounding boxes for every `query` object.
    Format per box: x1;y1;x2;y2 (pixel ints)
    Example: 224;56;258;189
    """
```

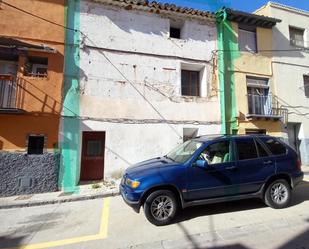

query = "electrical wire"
3;0;308;130
2;0;307;54
2;1;77;32
2;0;184;139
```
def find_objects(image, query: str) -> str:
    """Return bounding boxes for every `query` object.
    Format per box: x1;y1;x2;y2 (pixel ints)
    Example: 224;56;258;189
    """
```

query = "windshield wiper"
164;155;175;162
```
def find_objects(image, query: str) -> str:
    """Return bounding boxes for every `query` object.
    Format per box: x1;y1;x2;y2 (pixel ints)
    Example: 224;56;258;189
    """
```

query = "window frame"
289;26;305;48
27;134;46;155
234;137;259;162
246;76;271;115
254;138;271;158
169;19;184;40
181;69;200;97
170;27;181;39
24;56;48;78
238;25;257;53
257;137;287;157
194;139;234;166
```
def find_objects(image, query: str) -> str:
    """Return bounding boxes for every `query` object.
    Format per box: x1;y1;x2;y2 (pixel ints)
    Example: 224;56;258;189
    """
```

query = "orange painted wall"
0;0;65;150
0;0;65;44
0;115;60;150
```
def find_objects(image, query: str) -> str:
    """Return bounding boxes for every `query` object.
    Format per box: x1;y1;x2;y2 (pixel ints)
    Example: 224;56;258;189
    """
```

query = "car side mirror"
195;160;209;169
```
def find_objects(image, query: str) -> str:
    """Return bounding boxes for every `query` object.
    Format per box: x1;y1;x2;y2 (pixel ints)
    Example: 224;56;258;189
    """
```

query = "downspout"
215;8;239;135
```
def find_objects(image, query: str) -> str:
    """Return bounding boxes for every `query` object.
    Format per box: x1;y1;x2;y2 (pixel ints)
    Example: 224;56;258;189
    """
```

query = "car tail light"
296;159;301;171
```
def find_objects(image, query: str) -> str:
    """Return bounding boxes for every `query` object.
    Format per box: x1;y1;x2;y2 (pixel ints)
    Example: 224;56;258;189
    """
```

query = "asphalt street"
1;178;309;249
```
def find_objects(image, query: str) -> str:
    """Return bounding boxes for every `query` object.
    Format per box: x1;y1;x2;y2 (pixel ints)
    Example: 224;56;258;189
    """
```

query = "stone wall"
0;152;60;197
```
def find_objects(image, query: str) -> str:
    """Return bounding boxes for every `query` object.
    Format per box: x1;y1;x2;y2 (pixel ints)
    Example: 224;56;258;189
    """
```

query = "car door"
186;138;238;201
232;137;275;195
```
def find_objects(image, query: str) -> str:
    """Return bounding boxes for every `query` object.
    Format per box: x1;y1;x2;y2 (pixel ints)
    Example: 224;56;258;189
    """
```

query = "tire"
143;190;178;226
264;179;291;209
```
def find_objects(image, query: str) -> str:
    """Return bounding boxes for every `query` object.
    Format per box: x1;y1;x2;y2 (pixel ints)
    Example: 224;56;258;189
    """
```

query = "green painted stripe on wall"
59;0;81;192
216;8;240;135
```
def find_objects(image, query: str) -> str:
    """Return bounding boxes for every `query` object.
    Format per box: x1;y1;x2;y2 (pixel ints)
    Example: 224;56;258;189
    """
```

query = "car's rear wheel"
143;190;177;226
264;179;291;209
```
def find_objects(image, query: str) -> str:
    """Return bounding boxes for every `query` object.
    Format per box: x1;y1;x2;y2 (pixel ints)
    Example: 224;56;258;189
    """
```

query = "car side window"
236;138;258;160
255;139;269;157
259;137;287;156
198;141;230;165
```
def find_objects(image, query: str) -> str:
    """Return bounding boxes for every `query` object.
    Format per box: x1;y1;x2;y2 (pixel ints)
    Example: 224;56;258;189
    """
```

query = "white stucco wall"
79;0;221;177
81;121;220;176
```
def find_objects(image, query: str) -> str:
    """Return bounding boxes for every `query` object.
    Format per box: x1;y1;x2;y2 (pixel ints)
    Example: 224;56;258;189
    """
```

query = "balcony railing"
247;93;288;123
0;74;17;108
0;74;26;113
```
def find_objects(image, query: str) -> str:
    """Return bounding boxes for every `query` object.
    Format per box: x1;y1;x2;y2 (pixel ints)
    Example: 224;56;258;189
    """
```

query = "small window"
289;27;304;47
239;25;257;53
24;57;48;77
181;70;200;97
198;140;230;165
303;75;309;98
236;138;258;160
259;137;287;155
27;135;45;155
87;140;102;157
170;27;181;39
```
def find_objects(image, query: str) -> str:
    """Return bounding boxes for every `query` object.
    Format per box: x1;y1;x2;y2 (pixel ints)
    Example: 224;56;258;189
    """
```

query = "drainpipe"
215;8;239;135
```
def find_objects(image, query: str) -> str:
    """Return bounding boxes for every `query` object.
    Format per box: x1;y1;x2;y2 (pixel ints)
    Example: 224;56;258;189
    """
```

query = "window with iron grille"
24;56;48;77
247;77;270;115
239;25;257;53
181;70;200;97
289;26;304;47
304;75;309;98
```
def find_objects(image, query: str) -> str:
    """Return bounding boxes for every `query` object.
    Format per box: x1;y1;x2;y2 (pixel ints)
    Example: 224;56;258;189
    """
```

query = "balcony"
0;74;25;114
246;94;288;122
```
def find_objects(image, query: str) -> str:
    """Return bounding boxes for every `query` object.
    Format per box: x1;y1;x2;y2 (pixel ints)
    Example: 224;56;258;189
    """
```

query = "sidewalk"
0;180;120;209
0;167;308;210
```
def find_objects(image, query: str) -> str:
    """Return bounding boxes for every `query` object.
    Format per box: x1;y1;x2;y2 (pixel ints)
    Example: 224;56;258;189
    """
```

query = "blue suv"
120;135;303;226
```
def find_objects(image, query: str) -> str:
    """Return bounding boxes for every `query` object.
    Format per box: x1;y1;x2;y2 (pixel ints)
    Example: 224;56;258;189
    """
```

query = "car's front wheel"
143;190;177;226
264;179;291;209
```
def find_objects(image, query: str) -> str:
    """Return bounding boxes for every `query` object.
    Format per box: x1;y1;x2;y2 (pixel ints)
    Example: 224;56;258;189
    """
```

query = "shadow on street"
173;180;309;224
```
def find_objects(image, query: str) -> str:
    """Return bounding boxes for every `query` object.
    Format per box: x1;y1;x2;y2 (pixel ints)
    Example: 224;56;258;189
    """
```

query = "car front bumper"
120;184;141;213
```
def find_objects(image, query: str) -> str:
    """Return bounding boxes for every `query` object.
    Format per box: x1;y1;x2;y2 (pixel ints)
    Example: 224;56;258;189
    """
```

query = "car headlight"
125;178;140;189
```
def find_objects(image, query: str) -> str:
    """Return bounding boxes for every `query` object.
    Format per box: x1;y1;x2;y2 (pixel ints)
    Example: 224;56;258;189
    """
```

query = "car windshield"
166;140;203;163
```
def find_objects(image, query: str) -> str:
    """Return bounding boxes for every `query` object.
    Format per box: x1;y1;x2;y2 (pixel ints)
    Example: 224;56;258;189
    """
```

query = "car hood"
125;157;177;179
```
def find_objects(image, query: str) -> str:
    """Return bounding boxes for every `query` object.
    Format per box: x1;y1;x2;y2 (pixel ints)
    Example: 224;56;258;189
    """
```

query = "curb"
0;190;120;210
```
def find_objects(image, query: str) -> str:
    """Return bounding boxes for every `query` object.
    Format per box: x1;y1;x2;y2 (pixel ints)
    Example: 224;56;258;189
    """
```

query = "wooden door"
80;131;105;181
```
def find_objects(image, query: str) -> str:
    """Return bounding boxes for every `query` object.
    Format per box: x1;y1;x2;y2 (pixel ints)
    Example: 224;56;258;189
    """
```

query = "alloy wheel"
150;195;174;221
270;183;288;204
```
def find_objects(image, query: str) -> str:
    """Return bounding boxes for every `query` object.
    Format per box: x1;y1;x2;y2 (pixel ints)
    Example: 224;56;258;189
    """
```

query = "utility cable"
2;0;184;139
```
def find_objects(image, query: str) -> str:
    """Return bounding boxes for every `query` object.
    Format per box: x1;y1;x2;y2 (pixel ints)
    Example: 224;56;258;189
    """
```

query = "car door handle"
263;160;273;165
225;166;237;171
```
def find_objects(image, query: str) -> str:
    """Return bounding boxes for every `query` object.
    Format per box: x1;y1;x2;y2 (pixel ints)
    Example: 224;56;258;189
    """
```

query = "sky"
163;0;309;13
